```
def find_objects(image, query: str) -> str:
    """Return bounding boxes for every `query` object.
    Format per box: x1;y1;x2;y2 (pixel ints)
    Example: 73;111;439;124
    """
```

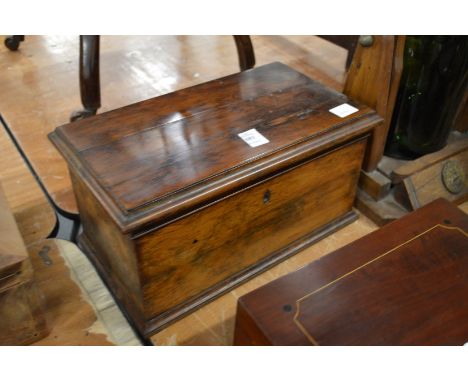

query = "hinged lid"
50;62;380;233
236;198;468;345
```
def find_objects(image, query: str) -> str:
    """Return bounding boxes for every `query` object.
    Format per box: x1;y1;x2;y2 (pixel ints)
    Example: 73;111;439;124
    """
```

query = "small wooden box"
0;184;48;345
234;198;468;345
50;62;381;337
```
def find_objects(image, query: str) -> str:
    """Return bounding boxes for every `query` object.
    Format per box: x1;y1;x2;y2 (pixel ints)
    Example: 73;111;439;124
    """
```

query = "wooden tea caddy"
234;198;468;345
50;62;382;337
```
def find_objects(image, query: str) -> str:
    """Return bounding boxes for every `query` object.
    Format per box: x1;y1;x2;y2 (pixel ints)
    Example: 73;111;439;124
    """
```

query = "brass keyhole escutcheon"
263;189;271;204
441;160;466;194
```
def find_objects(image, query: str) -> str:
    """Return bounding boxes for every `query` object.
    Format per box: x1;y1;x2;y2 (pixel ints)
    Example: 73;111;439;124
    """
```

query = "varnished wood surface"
74;35;255;120
74;35;101;118
137;141;366;325
358;169;392;201
52;61;378;336
150;213;378;345
71;124;372;337
233;36;255;71
344;36;400;171
0;119;56;245
0;35;465;346
71;171;145;329
0;35;348;216
234;199;468;345
51;62;379;232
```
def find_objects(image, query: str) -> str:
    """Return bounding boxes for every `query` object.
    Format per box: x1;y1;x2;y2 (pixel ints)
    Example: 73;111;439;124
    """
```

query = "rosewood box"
234;198;468;345
50;62;381;337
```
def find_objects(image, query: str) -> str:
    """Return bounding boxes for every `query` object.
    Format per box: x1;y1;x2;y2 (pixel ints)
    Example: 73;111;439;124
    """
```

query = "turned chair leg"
4;35;25;51
70;36;253;122
70;35;101;121
233;36;255;71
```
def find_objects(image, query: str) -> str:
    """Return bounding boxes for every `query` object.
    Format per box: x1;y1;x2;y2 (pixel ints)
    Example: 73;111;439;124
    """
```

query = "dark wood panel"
51;61;380;338
235;198;468;345
70;171;145;329
296;224;467;345
59;61;310;151
1;35;348;216
53;63;373;214
50;63;380;234
343;36;402;171
138;140;366;320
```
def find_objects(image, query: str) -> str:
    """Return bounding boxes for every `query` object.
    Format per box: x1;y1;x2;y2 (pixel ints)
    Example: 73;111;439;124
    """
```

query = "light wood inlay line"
293;224;468;345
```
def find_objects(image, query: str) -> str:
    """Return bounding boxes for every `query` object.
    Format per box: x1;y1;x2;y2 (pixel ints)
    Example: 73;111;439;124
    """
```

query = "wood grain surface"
51;62;379;232
358;169;392;201
234;198;468;345
400;152;468;209
52;61;379;337
344;36;402;171
0;35;348;216
1;35;466;346
137;140;366;321
150;213;378;345
392;136;468;209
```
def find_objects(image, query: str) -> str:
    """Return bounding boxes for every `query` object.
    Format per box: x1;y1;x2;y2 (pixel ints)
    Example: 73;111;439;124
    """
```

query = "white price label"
238;129;269;148
329;103;359;118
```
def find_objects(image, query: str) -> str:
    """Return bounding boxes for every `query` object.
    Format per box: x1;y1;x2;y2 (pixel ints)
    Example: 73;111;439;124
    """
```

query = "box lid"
237;198;468;345
50;62;380;233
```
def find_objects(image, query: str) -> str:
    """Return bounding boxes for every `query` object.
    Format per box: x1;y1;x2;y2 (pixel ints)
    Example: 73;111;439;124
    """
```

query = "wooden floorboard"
0;35;347;215
29;239;140;346
0;116;56;245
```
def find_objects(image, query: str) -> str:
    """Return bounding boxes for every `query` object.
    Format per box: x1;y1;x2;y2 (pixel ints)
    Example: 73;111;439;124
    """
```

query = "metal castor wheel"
4;36;25;51
70;108;97;122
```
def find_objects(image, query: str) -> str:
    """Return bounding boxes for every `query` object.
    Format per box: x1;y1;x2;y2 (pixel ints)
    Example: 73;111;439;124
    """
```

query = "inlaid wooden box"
50;62;382;337
233;198;468;345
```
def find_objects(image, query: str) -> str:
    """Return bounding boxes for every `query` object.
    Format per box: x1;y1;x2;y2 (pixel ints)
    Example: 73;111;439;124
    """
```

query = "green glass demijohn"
385;36;468;160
